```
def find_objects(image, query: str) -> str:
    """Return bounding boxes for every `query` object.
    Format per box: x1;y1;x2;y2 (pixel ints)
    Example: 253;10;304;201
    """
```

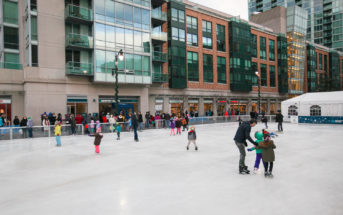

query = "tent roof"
282;91;343;104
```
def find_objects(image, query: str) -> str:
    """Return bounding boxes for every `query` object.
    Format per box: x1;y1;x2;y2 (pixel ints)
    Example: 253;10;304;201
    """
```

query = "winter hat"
190;126;195;131
263;133;270;140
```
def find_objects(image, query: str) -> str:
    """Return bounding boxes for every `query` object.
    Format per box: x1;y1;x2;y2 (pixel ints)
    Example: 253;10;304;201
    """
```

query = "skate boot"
195;146;198;151
186;146;189;150
268;172;273;178
239;166;250;174
264;172;269;177
253;168;258;174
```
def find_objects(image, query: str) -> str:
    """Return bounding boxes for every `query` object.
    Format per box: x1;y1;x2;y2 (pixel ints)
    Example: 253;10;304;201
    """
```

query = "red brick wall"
185;9;230;90
315;48;329;85
251;29;278;93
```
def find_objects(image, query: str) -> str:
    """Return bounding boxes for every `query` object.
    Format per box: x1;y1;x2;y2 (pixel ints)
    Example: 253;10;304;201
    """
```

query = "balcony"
66;33;93;49
65;4;93;24
152;51;168;62
152;73;168;83
0;62;22;70
151;9;167;26
66;62;93;76
151;30;167;43
151;0;166;8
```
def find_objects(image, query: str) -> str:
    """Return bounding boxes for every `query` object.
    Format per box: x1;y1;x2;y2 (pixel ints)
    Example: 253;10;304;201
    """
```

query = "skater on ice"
247;131;264;173
54;121;62;147
90;127;103;154
187;126;198;151
233;119;258;174
275;110;284;132
256;133;276;177
170;117;176;136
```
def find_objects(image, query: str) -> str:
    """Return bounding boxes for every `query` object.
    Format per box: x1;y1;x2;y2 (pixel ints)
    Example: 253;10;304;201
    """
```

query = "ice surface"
1;122;343;215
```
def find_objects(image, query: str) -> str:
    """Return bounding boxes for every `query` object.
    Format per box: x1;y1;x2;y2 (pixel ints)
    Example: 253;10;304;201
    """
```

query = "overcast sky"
191;0;249;20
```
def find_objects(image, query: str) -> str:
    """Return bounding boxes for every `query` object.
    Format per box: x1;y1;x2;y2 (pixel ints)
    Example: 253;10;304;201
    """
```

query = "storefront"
270;100;276;114
169;98;183;116
155;98;164;114
203;98;213;116
67;96;88;116
251;100;267;114
229;99;248;115
217;99;227;116
99;96;139;115
0;97;11;122
188;99;199;113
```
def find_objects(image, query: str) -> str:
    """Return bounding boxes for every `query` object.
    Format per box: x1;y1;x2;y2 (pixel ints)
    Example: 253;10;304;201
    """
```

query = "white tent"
281;91;343;122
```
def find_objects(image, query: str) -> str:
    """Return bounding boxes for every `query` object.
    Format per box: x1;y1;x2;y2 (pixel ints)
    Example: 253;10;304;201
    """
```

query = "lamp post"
255;71;261;116
112;49;124;115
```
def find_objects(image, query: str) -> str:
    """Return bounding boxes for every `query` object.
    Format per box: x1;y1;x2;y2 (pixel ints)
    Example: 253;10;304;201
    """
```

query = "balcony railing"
152;51;168;62
65;4;93;22
0;62;22;70
66;62;93;76
3;16;18;25
66;33;93;49
152;73;168;83
151;9;167;21
151;30;167;42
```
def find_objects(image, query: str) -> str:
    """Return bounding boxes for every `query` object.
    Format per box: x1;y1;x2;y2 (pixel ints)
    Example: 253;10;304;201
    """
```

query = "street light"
112;49;124;115
255;71;261;116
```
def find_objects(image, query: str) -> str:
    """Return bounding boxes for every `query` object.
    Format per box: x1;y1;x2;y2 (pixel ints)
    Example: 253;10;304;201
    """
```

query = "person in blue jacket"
233;119;258;174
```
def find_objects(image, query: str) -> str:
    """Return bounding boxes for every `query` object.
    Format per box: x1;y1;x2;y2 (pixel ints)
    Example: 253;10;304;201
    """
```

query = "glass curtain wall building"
249;0;343;51
90;0;151;84
287;6;307;95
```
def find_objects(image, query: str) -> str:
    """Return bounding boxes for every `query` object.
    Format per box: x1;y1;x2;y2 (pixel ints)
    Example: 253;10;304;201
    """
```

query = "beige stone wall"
250;7;287;35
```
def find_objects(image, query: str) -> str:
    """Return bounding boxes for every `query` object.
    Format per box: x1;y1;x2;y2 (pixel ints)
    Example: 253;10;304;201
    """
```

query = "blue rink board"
298;116;343;124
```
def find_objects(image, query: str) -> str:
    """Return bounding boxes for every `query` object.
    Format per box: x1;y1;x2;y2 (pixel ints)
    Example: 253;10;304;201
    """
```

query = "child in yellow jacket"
55;122;62;147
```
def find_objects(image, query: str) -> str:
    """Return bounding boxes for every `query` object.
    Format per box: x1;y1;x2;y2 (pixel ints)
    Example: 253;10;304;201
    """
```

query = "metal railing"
152;51;168;62
0;115;278;141
152;72;168;83
151;9;167;21
66;61;93;76
65;4;93;22
65;33;93;49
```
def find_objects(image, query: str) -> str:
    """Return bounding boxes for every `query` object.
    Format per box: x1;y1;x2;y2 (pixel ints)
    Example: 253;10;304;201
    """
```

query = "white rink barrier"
0;115;277;140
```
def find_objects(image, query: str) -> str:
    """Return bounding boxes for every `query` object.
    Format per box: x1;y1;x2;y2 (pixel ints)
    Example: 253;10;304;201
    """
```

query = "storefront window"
217;100;226;116
188;99;199;113
0;97;12;123
67;96;88;115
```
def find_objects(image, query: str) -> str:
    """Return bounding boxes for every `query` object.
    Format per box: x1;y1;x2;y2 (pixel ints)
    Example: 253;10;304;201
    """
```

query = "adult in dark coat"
13;116;20;126
138;112;143;131
131;113;139;142
20;117;28;138
233;119;258;174
275;110;284;131
70;115;76;135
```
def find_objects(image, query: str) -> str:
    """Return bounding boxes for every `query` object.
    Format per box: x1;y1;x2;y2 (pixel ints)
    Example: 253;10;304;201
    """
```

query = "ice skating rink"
1;122;343;215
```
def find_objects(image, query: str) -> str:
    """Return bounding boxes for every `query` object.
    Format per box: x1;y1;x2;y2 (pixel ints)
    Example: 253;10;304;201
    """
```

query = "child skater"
170;118;175;136
187;126;198;151
92;127;103;154
262;129;278;138
54;122;62;147
257;133;276;177
116;121;121;140
247;131;264;173
175;117;182;135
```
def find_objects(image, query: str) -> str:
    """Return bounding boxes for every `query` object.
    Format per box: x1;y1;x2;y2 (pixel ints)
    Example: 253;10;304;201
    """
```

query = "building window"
260;36;266;60
203;37;212;49
4;27;19;50
3;0;18;24
31;16;38;41
172;27;185;42
261;63;267;86
319;53;323;70
171;8;184;23
288;105;298;116
217;56;226;84
202;20;212;33
216;24;225;52
4;53;20;69
269;39;275;61
187;16;197;30
187;33;198;46
252;34;257;58
270;65;275;87
310;105;321;116
32;45;38;67
203;54;213;83
187;52;199;82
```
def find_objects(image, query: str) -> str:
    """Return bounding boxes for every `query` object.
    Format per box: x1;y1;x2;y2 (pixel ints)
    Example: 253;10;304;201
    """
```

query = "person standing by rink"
275;110;283;132
187;126;198;151
54;122;62;147
233;119;258;174
169;117;175;136
131;112;139;142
